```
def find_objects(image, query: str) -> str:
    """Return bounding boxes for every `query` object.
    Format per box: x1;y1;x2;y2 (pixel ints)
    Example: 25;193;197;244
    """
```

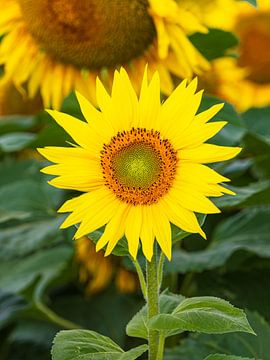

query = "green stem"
36;301;81;330
146;248;159;360
132;259;147;301
157;333;165;360
157;253;165;290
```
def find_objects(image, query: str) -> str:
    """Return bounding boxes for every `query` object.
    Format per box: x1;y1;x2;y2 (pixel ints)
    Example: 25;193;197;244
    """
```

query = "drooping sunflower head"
0;0;209;109
18;0;156;69
38;67;240;261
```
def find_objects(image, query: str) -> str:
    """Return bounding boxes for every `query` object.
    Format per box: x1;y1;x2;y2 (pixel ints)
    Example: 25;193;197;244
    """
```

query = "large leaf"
214;181;270;208
164;311;268;360
52;288;143;347
0;132;37;152
51;330;148;360
0;291;27;329
126;291;185;339
168;207;270;274
0;246;73;299
149;297;254;335
204;355;254;360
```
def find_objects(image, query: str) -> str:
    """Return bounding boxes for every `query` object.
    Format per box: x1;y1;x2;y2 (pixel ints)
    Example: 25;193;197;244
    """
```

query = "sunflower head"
236;12;270;84
18;0;156;69
38;67;241;261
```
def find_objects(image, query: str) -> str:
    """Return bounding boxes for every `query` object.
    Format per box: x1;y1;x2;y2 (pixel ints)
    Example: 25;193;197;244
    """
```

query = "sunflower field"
0;0;270;359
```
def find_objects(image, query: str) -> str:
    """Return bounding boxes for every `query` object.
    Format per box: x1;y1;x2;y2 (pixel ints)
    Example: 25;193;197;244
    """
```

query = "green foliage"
164;312;268;360
149;297;253;335
204;356;254;360
51;330;148;360
190;30;239;61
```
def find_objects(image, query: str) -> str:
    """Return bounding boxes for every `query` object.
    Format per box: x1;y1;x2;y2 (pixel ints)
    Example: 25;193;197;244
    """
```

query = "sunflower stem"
157;252;165;290
157;333;165;360
132;259;147;301
36;301;81;330
146;247;159;360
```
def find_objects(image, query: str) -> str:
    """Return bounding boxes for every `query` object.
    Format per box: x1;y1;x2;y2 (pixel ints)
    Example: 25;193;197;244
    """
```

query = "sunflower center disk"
236;13;270;84
19;0;156;69
101;128;178;205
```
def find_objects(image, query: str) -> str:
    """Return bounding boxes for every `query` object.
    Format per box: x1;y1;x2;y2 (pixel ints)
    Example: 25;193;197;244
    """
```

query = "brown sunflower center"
101;128;177;205
18;0;156;69
236;12;270;84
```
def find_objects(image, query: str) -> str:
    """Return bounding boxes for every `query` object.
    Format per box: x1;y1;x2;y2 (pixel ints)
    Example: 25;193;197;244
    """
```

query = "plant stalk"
157;333;165;360
146;248;159;360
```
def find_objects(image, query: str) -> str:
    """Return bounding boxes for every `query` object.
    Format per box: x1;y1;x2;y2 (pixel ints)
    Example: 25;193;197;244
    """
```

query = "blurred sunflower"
201;0;270;111
38;67;240;261
0;79;42;115
0;0;210;109
76;237;138;295
179;0;237;31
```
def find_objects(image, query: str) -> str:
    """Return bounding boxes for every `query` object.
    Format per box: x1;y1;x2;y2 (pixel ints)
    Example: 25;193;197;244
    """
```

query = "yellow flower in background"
76;237;138;295
0;80;42;115
76;237;113;294
0;0;209;110
38;68;240;261
201;0;270;111
179;0;237;31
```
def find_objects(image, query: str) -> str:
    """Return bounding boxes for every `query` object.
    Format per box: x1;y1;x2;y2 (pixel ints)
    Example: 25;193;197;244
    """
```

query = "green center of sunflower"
236;13;270;84
19;0;156;69
112;143;161;189
101;128;177;205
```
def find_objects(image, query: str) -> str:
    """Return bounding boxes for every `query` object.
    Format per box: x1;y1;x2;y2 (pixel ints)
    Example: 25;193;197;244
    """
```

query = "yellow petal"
125;206;142;259
180;144;242;163
140;206;155;262
151;204;172;260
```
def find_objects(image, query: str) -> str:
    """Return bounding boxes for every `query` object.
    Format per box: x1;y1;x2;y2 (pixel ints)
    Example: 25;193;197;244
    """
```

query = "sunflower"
76;236;138;295
179;0;237;31
0;0;210;110
38;68;240;261
200;0;270;111
0;79;42;115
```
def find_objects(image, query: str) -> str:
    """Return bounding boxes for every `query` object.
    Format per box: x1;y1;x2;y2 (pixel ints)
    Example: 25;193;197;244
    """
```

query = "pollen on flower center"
236;13;270;84
101;128;178;205
18;0;156;69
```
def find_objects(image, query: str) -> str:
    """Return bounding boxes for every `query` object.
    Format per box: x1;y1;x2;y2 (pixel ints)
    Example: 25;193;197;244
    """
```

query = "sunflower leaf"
204;355;255;360
149;297;254;336
51;329;148;360
126;291;185;339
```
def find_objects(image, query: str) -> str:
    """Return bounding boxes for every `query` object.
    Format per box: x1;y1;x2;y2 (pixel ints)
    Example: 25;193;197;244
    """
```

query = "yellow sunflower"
76;236;138;295
200;0;270;111
179;0;238;31
38;68;240;261
0;0;210;110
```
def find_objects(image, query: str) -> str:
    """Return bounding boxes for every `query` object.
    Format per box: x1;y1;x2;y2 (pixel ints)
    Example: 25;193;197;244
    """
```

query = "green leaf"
126;291;185;339
149;297;254;335
204;355;254;360
168;207;270;274
0;132;37;152
0;246;73;298
213;181;270;208
51;330;148;360
164;311;267;360
240;0;257;7
190;29;239;61
0;291;27;329
0;115;36;135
